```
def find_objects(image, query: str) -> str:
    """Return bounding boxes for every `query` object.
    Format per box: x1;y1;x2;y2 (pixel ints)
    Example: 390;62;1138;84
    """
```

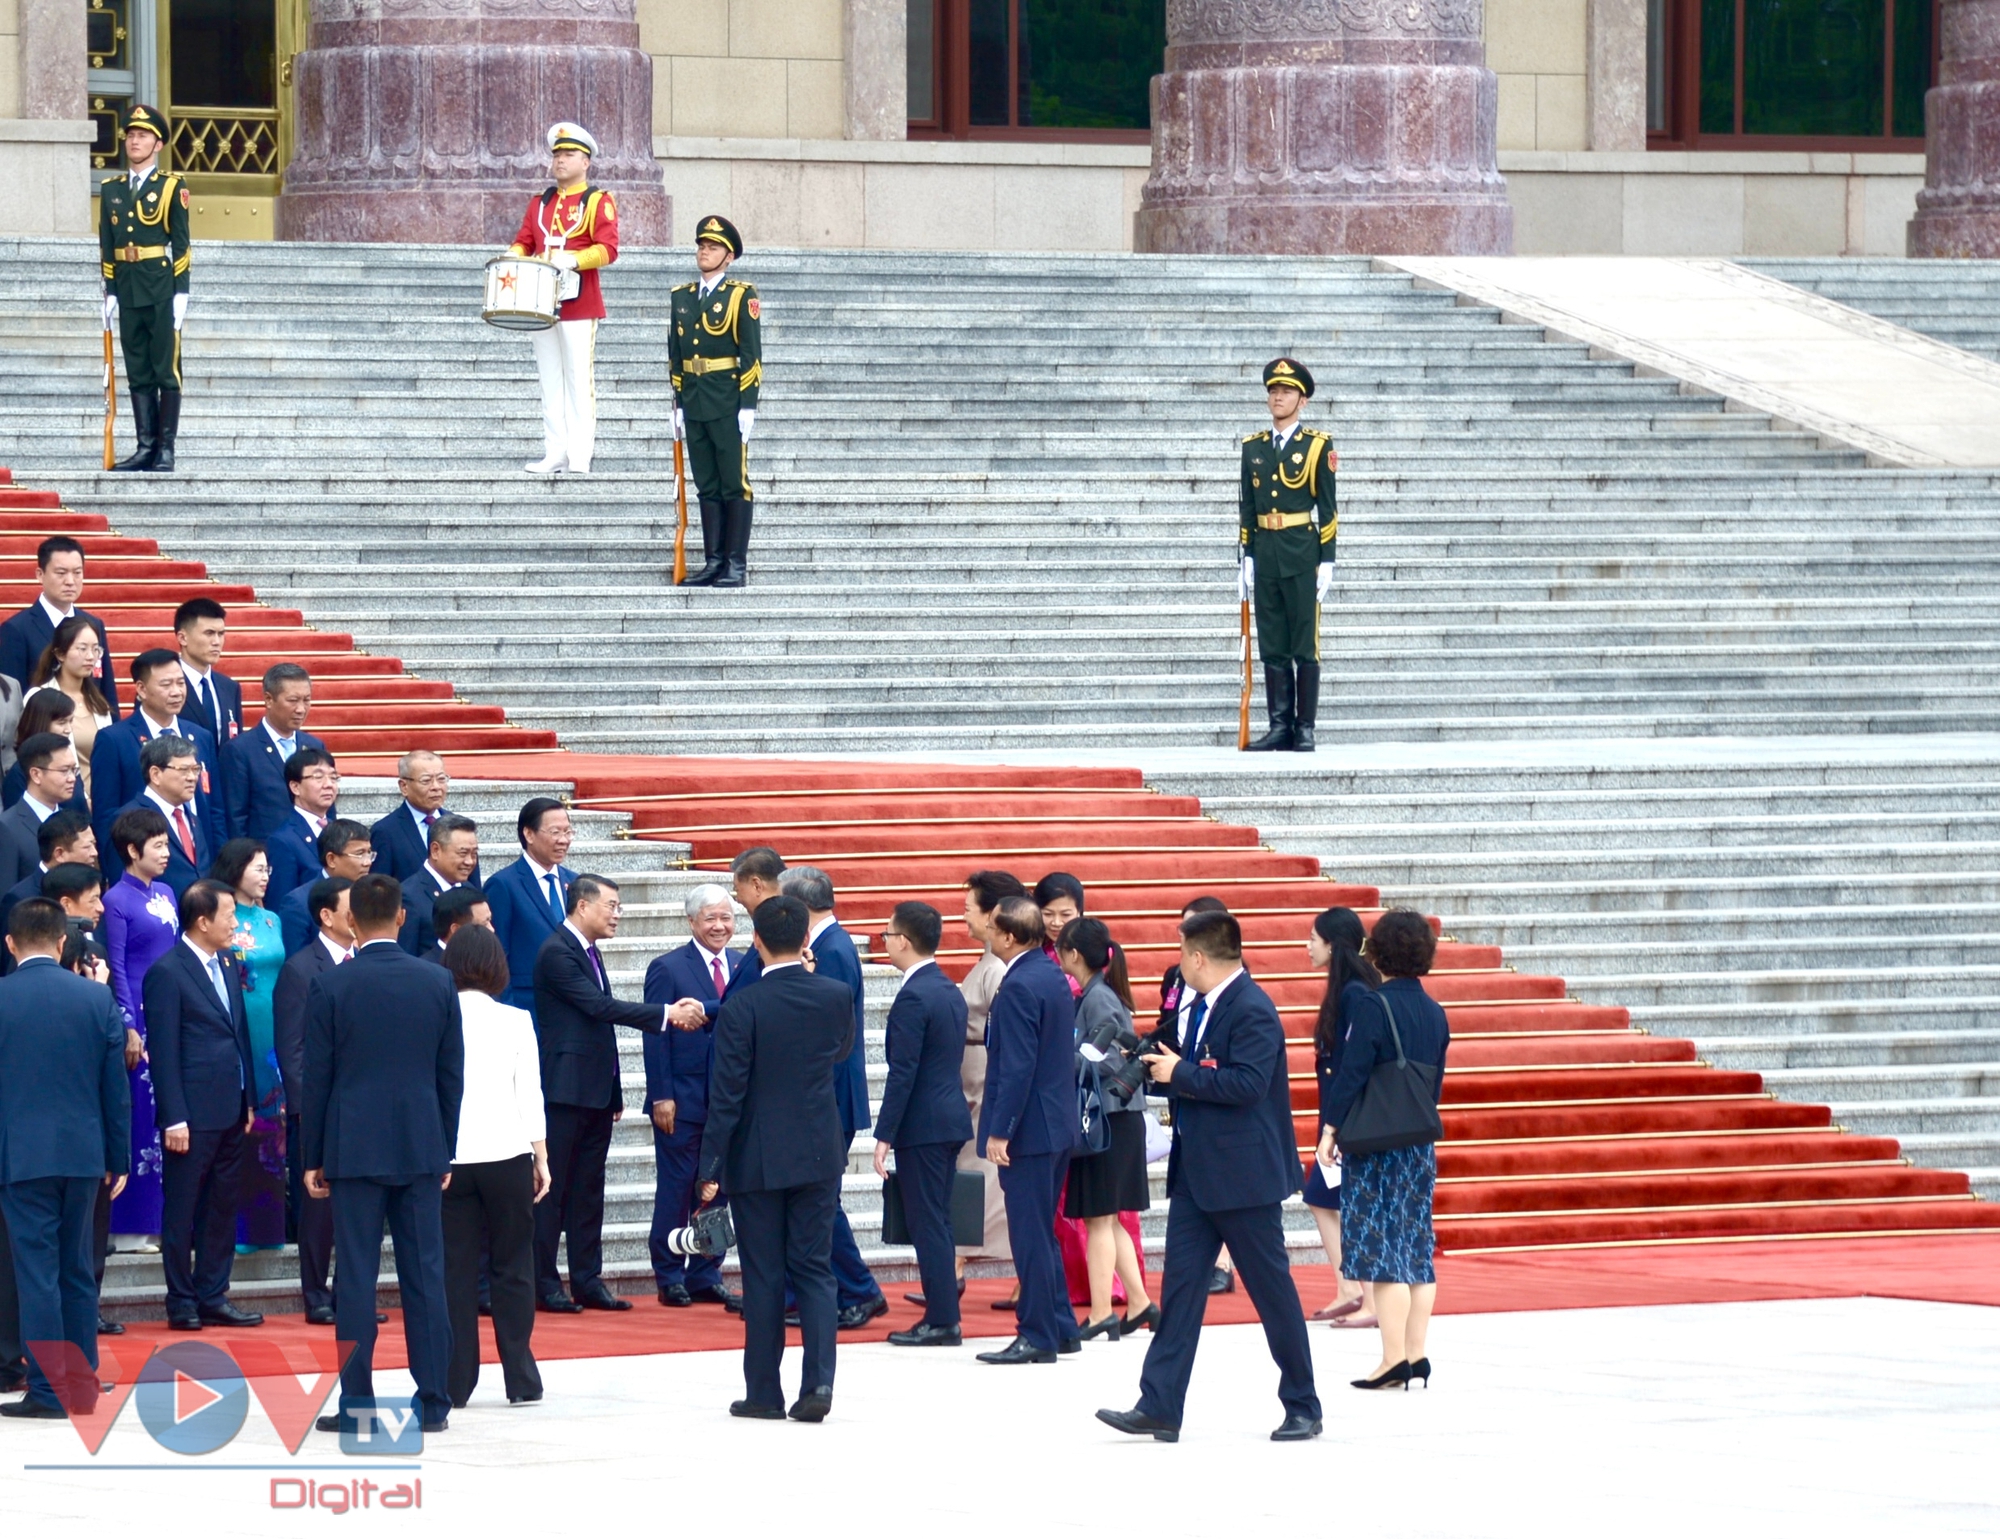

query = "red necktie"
711;956;727;998
172;806;196;863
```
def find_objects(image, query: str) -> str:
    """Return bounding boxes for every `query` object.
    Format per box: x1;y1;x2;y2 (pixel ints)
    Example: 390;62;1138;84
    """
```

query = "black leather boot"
679;500;726;585
1245;664;1294;751
1292;662;1320;751
714;499;753;588
150;388;181;472
111;388;158;471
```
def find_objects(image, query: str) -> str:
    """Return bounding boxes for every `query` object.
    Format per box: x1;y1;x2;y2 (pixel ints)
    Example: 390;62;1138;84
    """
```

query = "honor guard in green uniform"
1240;357;1337;751
669;214;763;588
98;104;191;472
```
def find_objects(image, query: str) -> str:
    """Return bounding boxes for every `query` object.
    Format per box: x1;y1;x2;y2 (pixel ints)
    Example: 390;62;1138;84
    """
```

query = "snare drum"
482;256;562;332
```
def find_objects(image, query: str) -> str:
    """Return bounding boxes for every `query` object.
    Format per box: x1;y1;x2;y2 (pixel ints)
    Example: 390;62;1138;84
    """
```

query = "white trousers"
531;317;598;470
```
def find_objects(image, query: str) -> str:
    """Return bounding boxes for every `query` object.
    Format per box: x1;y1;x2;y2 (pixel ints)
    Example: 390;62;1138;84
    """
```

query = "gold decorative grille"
169;109;281;176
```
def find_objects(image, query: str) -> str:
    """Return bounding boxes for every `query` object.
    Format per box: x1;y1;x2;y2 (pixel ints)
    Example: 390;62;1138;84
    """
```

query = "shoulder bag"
1334;991;1444;1156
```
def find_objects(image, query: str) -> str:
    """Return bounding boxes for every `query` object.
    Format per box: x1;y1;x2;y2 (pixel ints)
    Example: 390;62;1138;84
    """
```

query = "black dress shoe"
837;1295;889;1329
0;1372;27;1394
783;1309;801;1327
976;1336;1056;1365
315;1414;346;1433
788;1386;833;1423
1272;1414;1323;1441
1076;1313;1122;1342
1;1398;69;1419
97;1315;125;1336
729;1400;785;1420
422;1416;448;1434
1057;1338;1082;1355
576;1287;632;1312
508;1390;543;1406
304;1306;336;1326
477;1301;493;1318
1096;1407;1179;1442
905;1279;968;1307
886;1323;962;1347
687;1283;741;1308
199;1303;264;1327
991;1295;1020;1310
658;1283;694;1308
538;1293;583;1314
166;1314;203;1331
1208;1266;1236;1295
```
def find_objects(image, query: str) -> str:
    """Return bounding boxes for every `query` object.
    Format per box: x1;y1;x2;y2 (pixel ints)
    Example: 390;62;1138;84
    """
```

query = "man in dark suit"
425;885;490;966
273;877;353;1322
1099;910;1322;1443
974;896;1080;1365
220;663;325;841
264;748;341;900
873;901;972;1346
146;879;263;1330
398;814;478;957
370;750;478;884
0;536;120;715
0;811;96;970
0;734;82;893
642;882;742;1308
275;819;372;956
531;872;669;1312
0;899;129;1417
305;873;463;1436
89;648;227;855
697;894;854;1423
780;866;887;1327
173;597;242;744
104;735;212;898
483;797;575;1015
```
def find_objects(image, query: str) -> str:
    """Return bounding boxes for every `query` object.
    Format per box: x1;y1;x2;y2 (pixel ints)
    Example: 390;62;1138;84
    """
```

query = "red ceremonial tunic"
509;185;619;321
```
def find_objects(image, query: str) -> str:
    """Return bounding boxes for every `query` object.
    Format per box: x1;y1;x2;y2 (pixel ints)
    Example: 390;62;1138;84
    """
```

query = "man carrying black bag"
1096;909;1321;1443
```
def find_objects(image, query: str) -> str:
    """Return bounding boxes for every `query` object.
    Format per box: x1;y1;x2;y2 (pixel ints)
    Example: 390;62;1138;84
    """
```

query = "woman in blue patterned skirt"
1318;908;1450;1392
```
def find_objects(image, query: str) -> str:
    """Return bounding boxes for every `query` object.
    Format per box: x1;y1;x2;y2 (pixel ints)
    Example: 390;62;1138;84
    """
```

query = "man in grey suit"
0;734;82;892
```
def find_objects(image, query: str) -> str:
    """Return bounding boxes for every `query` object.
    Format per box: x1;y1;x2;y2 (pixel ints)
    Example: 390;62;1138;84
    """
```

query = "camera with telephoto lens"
62;918;107;976
1079;1018;1151;1103
665;1201;735;1258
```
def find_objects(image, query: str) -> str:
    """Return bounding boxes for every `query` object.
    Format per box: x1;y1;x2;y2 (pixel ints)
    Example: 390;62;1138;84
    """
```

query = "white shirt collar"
905;957;937;980
408;801;434;834
180;659;210;686
182;934;220;968
522;852;558;885
263;718;298;751
423;860;457;891
698;273;721;297
1200;967;1246;1012
143;787;191;821
1000;946;1032;975
296;807;327;836
38;595;75;627
318;930;352;965
23;789;61;820
140;709;177;738
808;914;837;945
761;958;802;975
692;937;728;970
563;919;594;951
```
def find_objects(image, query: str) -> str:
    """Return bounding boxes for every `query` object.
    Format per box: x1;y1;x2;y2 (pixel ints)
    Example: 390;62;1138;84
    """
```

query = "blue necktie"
1185;994;1209;1057
545;873;564;925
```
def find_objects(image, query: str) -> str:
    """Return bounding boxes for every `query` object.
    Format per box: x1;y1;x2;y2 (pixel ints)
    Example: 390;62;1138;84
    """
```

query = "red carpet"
9;465;1999;1273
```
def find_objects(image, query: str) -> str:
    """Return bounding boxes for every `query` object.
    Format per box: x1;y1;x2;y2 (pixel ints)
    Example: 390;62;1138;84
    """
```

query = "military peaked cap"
1263;357;1315;398
124;104;168;137
695;214;743;256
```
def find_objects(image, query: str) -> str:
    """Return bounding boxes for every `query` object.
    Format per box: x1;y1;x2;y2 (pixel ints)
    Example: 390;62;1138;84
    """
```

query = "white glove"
102;294;119;328
1238;557;1255;602
172;293;189;331
738;408;755;442
548;249;580;272
1316;564;1333;601
672;406;685;441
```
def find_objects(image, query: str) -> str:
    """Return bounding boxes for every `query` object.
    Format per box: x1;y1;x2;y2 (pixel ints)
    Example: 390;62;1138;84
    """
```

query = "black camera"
665;1202;735;1258
1080;1019;1151;1103
62;918;106;976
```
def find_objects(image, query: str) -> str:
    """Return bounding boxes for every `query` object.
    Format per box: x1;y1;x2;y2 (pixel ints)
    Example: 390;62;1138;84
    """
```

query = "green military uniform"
98;104;190;472
669;214;763;588
1240;357;1337;751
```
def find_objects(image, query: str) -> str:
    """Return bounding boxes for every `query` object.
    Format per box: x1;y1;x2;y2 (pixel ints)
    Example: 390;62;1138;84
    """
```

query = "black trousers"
92;1181;111;1292
160;1123;247;1314
118;297;180;390
287;1112;334;1311
1137;1192;1320;1428
734;1179;837;1409
331;1174;452;1428
442;1155;541;1406
685;409;749;501
0;1200;21;1382
649;1121;722;1291
897;1141;964;1328
998;1149;1075;1352
535;1101;614;1298
0;1176;100;1410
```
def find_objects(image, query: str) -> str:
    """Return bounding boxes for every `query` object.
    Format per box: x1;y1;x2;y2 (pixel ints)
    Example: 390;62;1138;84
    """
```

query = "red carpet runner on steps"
7;467;1999;1257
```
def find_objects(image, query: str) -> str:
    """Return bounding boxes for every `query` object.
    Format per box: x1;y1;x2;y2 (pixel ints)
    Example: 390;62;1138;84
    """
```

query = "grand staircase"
1749;258;2000;363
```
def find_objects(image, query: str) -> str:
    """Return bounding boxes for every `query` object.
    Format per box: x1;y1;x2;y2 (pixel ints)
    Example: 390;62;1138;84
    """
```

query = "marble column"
277;0;670;247
1909;0;2000;257
1134;0;1512;255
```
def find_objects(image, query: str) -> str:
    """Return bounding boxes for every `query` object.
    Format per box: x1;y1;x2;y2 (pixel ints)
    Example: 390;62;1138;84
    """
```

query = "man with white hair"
640;883;745;1309
506;121;620;475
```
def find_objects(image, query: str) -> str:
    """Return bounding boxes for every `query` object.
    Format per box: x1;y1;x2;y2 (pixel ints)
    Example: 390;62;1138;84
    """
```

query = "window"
909;0;1164;140
1649;0;1934;147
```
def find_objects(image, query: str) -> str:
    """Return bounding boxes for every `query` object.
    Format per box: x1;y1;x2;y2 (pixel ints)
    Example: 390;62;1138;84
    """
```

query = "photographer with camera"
1056;917;1155;1342
44;860;112;983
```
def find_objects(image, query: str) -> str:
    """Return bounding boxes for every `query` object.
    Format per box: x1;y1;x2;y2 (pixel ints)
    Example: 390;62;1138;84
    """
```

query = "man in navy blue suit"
1099;910;1321;1443
0;536;120;716
398;813;478;957
781;867;888;1327
482;797;574;1015
264;748;342;901
173;597;242;745
0;898;129;1417
974;896;1080;1365
305;874;464;1435
220;663;324;842
642;883;743;1308
275;819;373;956
873;901;972;1346
370;750;480;884
146;879;264;1330
104;735;213;898
89;648;226;856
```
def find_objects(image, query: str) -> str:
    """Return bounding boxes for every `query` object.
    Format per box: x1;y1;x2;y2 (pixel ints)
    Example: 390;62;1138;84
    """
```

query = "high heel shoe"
1075;1314;1122;1342
1351;1362;1412;1392
1122;1303;1161;1333
1407;1357;1431;1387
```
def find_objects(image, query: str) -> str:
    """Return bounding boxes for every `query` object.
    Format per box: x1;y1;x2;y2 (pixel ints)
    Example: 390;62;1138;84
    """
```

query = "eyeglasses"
402;774;449;789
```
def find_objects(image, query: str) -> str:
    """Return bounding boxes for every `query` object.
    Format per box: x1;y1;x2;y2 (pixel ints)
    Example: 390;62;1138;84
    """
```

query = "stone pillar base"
1908;0;2000;257
275;181;672;248
1137;196;1513;256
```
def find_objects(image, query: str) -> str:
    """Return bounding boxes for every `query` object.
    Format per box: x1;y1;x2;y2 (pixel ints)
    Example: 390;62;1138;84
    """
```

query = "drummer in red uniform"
507;121;619;475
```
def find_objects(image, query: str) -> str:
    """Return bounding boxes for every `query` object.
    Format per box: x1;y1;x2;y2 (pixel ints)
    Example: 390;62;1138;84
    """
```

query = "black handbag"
1334;992;1444;1156
881;1168;985;1248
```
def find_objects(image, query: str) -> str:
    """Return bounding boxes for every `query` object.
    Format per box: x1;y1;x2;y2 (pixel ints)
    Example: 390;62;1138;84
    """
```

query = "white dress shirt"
1187;967;1245;1058
452;990;548;1164
37;596;74;629
263;717;300;758
318;930;352;966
